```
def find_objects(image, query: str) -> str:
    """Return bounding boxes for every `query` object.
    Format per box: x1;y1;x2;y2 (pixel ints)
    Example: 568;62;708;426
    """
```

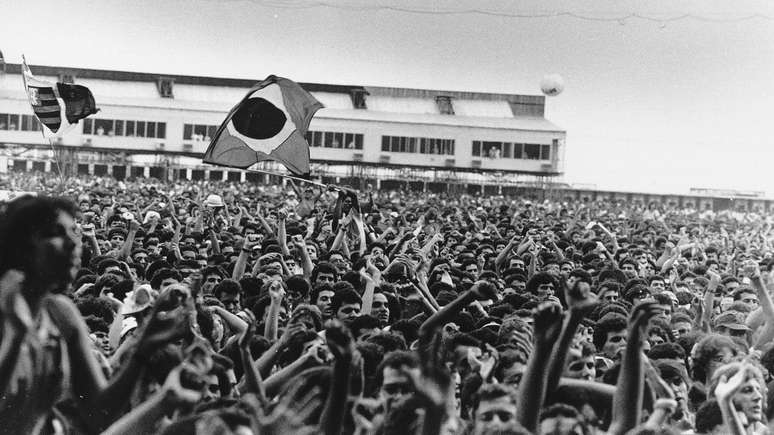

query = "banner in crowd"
202;75;323;177
21;57;99;138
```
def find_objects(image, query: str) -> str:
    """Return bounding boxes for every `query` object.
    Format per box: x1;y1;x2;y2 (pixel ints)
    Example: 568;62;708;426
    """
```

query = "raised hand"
325;320;356;362
714;364;750;402
0;270;32;331
566;280;599;314
162;363;204;405
470;280;498;301
533;302;563;344
239;309;257;351
629;301;662;336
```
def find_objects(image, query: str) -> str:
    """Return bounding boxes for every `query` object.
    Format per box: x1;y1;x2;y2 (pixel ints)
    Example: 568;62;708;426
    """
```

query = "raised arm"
263;281;285;342
320;322;356;435
277;208;291;257
101;365;201;435
546;282;597;395
608;302;660;435
116;220;140;260
515;303;563;433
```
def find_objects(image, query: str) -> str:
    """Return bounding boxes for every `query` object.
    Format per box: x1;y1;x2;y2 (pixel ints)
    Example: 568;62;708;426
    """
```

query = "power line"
240;0;774;24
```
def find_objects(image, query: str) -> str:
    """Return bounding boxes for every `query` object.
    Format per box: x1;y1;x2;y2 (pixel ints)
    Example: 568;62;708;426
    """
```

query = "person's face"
336;302;361;322
600;288;618;303
739;291;759;310
560;263;574;277
306;244;318;260
649;279;665;293
329;254;348;272
500;360;526;386
706;347;735;381
666;375;689;406
621;263;638;278
465;263;478;276
544;263;560;277
473;396;517;435
31;211;82;287
110;233;125;249
315;290;335;318
379;366;418;411
200;373;220;403
733;377;763;423
202;274;222;293
219;292;241;314
536;282;555;301
372;293;390;325
602;329;627;360
672;321;692;338
565;352;596;381
133;253;149;266
316;272;336;287
90;331;112;355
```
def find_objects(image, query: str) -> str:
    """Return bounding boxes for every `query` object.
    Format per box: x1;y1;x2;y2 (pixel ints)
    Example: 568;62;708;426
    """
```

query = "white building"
0;62;566;190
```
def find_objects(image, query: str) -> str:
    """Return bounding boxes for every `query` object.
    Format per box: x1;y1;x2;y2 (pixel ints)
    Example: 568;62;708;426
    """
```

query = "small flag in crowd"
21;57;98;137
203;75;323;177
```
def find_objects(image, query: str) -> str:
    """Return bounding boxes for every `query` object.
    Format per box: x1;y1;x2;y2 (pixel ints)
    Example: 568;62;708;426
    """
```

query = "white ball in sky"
540;74;564;96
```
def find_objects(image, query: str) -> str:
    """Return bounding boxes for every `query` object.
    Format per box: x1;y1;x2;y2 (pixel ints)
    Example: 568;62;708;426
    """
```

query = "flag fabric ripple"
22;60;98;138
203;75;323;177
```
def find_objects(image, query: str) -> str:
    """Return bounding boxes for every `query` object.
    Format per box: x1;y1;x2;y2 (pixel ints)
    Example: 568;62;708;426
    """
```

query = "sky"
2;0;773;195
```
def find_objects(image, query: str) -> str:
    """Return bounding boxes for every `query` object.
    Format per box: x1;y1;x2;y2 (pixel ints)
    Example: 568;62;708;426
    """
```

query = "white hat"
204;194;225;208
121;285;154;315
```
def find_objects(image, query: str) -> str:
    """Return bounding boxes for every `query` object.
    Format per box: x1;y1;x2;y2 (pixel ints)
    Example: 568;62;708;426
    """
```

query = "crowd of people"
2;170;774;434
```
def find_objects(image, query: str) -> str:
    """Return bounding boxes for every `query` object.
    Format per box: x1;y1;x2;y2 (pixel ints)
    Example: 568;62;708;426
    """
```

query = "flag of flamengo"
203;75;323;177
21;58;98;138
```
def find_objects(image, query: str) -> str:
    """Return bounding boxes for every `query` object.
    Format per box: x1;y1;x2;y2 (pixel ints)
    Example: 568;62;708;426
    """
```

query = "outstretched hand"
629;301;662;336
533;302;563;344
325;320;356;362
0;270;32;332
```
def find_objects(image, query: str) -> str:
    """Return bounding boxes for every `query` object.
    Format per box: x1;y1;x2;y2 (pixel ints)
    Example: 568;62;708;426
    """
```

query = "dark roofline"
3;63;541;101
4;63;362;94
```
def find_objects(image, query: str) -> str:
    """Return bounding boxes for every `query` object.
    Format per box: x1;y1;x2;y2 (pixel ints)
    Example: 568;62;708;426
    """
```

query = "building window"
82;118;93;134
305;130;363;149
435;95;454;115
183;123;218;141
350;89;368;109
541;144;551;160
513;143;523;159
382;135;455;155
157;78;174;98
83;118;166;139
524;144;541;160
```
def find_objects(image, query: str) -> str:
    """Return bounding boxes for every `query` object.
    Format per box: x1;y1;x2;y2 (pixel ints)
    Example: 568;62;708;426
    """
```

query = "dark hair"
366;332;407;353
213;279;242;300
471;383;517;415
149;268;182;290
311;262;338;282
331;288;362;315
375;350;419;388
525;272;556;296
592;314;627;350
349;315;381;338
648;342;686;361
309;283;334;306
691;334;739;382
695;399;723;433
0;196;77;277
